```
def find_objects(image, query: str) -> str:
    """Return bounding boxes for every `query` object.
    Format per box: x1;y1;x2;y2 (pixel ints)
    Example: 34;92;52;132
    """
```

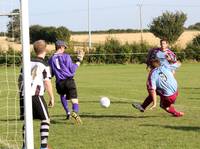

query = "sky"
0;0;200;31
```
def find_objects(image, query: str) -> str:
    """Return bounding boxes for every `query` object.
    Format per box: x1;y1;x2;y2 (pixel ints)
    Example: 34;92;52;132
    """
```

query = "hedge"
0;38;200;65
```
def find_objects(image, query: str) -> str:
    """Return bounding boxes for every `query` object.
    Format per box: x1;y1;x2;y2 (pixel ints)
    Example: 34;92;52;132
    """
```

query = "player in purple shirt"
48;40;84;124
132;53;184;117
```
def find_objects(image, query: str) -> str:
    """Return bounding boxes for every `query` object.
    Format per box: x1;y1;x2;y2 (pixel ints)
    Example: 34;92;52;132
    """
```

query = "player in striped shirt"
132;54;184;117
19;40;55;149
146;38;180;73
48;40;84;124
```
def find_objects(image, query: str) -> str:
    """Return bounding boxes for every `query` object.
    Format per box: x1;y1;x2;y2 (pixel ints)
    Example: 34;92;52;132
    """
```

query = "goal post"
20;0;34;149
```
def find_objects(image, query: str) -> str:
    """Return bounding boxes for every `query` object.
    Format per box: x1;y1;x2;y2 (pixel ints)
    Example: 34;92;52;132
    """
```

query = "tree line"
3;9;200;45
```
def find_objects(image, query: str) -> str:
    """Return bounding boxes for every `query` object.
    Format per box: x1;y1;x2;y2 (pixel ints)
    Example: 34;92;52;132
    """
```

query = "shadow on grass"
140;124;200;132
51;114;159;119
0;118;21;122
80;100;132;104
190;97;200;100
50;119;74;125
181;87;200;90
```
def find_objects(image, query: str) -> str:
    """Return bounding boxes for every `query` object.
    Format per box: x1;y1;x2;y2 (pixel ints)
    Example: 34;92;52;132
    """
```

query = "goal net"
0;0;33;149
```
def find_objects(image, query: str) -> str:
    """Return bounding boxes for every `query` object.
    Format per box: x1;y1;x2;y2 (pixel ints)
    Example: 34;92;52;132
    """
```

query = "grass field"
0;63;200;149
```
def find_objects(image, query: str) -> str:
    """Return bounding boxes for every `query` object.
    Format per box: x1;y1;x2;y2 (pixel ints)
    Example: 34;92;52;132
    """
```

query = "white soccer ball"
100;97;110;108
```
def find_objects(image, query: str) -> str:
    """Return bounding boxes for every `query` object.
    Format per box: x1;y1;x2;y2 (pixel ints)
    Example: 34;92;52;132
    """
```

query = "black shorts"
20;95;49;120
56;78;78;99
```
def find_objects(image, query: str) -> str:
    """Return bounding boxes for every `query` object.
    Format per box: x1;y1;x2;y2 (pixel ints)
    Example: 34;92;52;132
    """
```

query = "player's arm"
147;71;157;109
44;79;54;107
44;66;54;107
76;49;85;66
166;50;177;64
68;50;85;73
148;89;157;110
48;59;55;77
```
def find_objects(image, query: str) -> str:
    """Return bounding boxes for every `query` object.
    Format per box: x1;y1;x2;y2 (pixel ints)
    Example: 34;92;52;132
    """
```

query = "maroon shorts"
159;91;178;108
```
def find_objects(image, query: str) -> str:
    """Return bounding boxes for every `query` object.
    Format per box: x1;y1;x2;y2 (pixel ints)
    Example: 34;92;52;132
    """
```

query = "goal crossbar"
0;13;19;16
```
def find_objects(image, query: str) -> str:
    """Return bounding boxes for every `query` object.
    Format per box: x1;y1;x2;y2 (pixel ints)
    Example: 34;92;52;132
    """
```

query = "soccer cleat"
132;102;145;112
71;111;82;125
173;111;184;117
66;113;71;120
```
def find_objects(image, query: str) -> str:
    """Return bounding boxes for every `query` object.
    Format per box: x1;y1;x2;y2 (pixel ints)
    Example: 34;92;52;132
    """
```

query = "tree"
29;25;71;43
7;9;20;41
183;35;200;61
149;11;187;44
55;26;71;42
188;22;200;30
30;25;43;43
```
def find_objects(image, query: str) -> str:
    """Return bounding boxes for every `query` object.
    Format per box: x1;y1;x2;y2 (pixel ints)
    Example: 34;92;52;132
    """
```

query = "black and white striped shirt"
19;57;51;96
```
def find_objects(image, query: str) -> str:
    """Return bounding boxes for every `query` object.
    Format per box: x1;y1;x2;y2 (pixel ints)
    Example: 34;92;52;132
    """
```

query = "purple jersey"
48;53;78;82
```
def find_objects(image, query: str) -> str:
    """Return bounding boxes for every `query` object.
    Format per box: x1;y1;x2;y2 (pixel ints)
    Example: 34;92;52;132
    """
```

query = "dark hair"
146;49;160;69
160;38;168;44
55;45;62;51
149;59;160;69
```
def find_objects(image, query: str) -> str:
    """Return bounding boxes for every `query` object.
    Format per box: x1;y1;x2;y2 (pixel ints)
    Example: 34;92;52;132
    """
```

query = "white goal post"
20;0;34;149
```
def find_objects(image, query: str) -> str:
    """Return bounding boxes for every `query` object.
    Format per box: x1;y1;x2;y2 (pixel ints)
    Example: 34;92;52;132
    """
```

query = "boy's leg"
141;95;153;110
165;105;184;117
60;95;70;119
160;92;184;117
22;124;25;149
40;119;50;149
71;98;82;124
32;96;51;148
132;95;152;112
19;94;24;120
71;98;79;113
67;79;82;124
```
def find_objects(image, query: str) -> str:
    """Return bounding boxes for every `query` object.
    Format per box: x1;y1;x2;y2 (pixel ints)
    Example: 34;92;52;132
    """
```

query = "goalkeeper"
48;40;84;124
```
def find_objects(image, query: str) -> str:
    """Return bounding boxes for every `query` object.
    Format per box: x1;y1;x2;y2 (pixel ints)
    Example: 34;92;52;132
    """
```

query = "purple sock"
72;103;79;113
60;95;70;115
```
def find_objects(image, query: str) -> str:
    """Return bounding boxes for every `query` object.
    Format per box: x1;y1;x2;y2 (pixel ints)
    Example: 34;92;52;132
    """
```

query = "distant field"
71;30;200;48
0;30;200;52
0;63;200;149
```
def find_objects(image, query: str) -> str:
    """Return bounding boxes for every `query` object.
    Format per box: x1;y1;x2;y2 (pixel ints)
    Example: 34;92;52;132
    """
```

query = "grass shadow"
51;114;159;119
0;118;21;122
80;100;132;104
181;87;200;90
190;97;200;100
50;119;75;125
140;124;200;132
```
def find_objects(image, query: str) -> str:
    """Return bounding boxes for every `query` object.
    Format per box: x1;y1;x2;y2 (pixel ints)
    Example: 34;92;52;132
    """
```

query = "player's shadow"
52;114;159;119
50;119;75;125
190;97;200;100
0;118;21;122
140;124;200;132
80;114;159;119
80;100;132;104
181;87;200;90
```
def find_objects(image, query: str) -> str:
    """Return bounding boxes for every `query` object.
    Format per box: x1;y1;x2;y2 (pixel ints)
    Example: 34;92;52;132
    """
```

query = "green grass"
0;63;200;149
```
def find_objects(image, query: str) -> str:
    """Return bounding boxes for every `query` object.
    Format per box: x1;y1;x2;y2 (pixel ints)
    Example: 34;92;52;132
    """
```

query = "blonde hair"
33;40;47;55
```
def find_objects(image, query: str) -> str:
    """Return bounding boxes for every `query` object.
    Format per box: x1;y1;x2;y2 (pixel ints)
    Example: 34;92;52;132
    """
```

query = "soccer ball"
100;97;110;108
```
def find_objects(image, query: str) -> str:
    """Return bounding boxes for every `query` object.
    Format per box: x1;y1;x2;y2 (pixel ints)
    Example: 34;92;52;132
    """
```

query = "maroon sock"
166;105;178;116
141;95;153;109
